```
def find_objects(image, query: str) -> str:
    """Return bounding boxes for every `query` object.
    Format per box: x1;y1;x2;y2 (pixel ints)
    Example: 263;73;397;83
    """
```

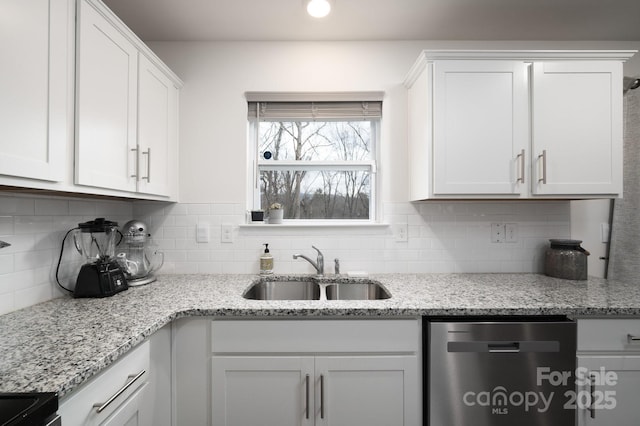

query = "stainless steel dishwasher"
427;317;576;426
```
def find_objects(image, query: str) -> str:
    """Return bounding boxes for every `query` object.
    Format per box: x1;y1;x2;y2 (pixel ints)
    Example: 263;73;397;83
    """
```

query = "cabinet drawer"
58;341;150;426
211;319;420;353
577;319;640;351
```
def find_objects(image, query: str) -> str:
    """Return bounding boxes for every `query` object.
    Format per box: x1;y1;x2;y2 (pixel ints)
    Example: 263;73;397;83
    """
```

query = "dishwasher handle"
488;342;520;353
448;340;559;353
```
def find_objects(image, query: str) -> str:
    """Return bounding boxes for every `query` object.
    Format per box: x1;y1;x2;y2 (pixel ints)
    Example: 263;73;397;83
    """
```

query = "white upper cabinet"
0;0;181;200
0;0;73;182
531;61;623;195
76;0;138;192
137;55;179;197
432;60;529;195
405;50;635;200
75;0;182;198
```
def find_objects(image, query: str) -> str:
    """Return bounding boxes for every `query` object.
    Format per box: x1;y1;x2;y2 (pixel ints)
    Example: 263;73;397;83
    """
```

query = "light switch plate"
196;222;210;243
505;223;518;243
221;223;233;243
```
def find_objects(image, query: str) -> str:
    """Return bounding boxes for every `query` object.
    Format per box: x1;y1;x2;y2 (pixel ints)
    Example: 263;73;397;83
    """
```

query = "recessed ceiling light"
306;0;331;18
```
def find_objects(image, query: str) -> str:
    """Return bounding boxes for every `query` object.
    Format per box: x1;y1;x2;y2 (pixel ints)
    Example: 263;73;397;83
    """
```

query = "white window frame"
246;92;383;225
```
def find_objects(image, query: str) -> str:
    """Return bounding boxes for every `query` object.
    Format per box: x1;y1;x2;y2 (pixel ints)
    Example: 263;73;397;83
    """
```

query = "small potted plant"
268;203;284;224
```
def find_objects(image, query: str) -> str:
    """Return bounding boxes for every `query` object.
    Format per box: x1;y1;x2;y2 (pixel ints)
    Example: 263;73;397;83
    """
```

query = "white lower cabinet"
58;341;150;426
174;318;421;426
576;319;640;425
58;326;171;426
212;356;314;426
211;355;413;426
99;383;149;426
314;356;412;426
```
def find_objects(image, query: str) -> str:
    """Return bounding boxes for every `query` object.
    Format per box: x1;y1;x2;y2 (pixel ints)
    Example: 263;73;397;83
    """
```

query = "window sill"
239;222;389;229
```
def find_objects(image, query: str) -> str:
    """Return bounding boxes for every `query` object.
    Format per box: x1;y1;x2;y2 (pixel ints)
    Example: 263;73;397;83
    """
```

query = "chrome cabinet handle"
93;370;145;413
588;373;596;419
538;150;547;184
130;146;140;179
627;334;640;344
516;149;525;183
142;148;151;182
320;374;325;419
305;374;310;419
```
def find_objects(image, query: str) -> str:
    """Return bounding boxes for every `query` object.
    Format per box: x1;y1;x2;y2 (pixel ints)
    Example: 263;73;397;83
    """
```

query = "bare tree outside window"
258;120;374;220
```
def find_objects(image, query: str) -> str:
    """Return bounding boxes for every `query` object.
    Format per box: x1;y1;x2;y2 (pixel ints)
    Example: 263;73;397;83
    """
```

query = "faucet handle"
311;246;324;275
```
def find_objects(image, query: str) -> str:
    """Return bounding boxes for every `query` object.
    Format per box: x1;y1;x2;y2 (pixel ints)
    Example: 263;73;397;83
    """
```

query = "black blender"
56;218;128;298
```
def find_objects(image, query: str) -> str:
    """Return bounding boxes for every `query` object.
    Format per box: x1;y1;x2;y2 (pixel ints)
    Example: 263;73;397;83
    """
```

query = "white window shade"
246;91;383;121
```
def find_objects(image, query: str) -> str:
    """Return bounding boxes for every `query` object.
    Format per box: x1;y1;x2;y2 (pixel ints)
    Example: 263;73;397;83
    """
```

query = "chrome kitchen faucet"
293;246;324;276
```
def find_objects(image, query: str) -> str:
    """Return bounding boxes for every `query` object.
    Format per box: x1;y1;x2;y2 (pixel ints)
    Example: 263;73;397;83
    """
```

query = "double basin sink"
243;276;391;301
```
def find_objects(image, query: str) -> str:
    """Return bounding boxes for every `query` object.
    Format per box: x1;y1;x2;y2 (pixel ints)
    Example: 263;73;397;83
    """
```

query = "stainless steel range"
426;317;577;426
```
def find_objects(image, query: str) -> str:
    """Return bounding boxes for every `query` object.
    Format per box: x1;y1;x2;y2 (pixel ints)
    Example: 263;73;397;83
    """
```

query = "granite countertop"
1;272;640;398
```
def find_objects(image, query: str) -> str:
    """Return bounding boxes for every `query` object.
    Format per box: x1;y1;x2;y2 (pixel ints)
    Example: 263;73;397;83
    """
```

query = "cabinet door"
532;61;623;195
315;356;419;426
0;0;71;181
100;383;149;426
211;356;315;426
432;60;528;195
576;355;640;426
137;55;178;197
75;0;138;192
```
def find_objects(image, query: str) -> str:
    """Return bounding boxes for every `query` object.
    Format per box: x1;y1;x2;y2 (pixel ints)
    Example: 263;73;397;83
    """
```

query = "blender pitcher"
117;220;164;286
63;218;128;298
74;218;121;262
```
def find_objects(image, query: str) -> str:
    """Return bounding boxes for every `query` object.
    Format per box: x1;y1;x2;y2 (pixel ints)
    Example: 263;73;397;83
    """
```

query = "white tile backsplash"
0;193;570;315
133;200;570;277
0;193;134;315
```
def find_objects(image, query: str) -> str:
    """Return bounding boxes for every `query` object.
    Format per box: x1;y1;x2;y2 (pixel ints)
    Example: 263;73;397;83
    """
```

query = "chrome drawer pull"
305;374;310;419
538;150;547;184
142;148;151;182
589;373;596;419
516;149;525;183
93;370;145;413
627;334;640;344
320;374;325;419
131;146;139;179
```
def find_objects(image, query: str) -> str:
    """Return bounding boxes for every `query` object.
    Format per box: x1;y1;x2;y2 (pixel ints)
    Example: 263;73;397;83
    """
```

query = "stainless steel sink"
243;280;321;300
243;277;391;301
325;282;391;300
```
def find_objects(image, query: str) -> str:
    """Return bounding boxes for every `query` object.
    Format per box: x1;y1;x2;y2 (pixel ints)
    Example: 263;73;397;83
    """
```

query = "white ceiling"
102;0;640;42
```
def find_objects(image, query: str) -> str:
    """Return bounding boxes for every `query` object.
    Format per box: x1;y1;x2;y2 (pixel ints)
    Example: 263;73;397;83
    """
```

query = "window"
247;93;382;223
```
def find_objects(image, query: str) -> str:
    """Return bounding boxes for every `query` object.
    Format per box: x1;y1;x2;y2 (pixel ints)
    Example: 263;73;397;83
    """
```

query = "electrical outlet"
395;224;408;242
196;222;210;243
221;223;233;243
491;223;505;243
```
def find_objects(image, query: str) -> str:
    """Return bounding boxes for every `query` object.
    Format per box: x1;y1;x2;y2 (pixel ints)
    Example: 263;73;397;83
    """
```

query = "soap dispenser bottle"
260;243;274;275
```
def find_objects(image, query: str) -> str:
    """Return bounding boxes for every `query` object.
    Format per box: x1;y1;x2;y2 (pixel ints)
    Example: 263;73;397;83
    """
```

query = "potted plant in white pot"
268;203;284;224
